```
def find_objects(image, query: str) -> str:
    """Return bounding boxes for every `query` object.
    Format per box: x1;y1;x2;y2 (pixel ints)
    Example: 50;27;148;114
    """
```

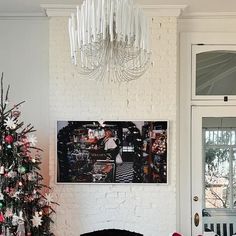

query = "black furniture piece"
80;229;143;236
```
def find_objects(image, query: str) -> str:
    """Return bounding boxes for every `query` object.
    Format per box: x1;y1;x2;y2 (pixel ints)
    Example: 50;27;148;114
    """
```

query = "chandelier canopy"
68;0;151;82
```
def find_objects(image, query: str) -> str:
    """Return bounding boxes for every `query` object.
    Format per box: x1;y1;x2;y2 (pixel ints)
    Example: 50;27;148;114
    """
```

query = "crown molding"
142;5;187;17
40;4;75;17
41;4;187;17
0;12;46;18
182;11;236;19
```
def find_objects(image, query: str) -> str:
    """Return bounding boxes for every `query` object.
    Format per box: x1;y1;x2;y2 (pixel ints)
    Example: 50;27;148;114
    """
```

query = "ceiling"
1;0;236;17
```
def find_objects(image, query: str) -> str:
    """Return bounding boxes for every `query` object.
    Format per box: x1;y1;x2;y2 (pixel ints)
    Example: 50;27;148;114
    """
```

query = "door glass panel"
203;117;236;210
196;50;236;95
233;148;236;208
205;147;230;208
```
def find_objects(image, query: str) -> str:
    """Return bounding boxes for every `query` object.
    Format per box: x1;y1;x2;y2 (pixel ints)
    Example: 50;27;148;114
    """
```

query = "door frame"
179;32;236;235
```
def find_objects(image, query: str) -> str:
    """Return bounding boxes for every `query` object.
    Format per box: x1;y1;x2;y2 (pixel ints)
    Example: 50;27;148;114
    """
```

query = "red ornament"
4;135;14;144
0;212;4;222
172;233;182;236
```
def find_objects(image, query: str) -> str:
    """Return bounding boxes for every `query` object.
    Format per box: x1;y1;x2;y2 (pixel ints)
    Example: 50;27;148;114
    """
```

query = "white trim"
0;12;46;17
191;100;236;106
41;4;187;17
180;32;236;236
40;4;76;17
182;12;236;19
179;18;236;33
142;5;187;17
179;32;192;236
191;106;204;236
0;16;48;20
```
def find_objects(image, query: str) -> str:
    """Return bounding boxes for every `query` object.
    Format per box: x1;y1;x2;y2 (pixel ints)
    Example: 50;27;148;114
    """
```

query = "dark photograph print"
57;121;168;184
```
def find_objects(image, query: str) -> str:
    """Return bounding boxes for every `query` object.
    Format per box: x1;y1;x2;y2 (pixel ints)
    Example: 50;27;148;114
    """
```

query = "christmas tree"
0;73;56;235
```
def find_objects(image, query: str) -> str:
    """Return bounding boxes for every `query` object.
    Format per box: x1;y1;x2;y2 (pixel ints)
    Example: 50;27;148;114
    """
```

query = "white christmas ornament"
0;166;4;175
18;211;24;220
12;213;19;226
17;211;25;236
4;208;13;218
4;117;16;129
31;212;42;228
27;134;37;146
45;193;53;205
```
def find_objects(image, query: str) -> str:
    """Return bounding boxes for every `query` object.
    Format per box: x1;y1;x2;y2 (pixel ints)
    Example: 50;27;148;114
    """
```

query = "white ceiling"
1;0;236;17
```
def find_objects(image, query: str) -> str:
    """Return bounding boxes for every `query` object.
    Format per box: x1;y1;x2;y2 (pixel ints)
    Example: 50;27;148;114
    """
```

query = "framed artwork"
57;121;168;184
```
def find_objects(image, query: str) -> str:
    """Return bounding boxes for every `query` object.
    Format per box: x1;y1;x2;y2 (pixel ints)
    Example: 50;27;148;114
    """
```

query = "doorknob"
194;213;200;227
193;196;199;201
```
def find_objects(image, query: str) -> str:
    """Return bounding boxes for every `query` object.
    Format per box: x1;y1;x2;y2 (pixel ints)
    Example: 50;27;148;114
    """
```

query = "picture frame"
57;120;168;184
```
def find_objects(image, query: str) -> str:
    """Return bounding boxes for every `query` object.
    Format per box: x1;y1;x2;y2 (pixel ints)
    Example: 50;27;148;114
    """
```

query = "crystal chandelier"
68;0;151;82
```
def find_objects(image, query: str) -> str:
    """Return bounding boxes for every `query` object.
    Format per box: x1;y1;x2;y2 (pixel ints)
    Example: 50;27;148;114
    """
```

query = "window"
204;128;236;209
192;45;236;100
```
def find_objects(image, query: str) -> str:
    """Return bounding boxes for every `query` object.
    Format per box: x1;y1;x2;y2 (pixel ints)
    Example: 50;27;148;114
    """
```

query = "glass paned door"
192;106;236;236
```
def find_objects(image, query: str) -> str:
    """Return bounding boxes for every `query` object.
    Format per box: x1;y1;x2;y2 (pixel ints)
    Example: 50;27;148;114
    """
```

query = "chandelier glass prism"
68;0;151;82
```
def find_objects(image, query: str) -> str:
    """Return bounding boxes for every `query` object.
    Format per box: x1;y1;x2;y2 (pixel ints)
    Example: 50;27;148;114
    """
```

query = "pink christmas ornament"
4;135;14;144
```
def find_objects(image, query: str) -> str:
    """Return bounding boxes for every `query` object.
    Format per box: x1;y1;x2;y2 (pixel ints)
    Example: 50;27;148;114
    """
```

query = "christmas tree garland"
0;73;57;235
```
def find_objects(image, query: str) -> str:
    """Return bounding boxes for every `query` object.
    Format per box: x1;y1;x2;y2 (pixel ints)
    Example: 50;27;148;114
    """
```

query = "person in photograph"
99;128;122;164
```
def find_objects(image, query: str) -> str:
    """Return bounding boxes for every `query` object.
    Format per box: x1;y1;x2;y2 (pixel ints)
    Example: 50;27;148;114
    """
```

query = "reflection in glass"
196;51;236;95
233;149;236;208
205;147;230;208
203;117;236;209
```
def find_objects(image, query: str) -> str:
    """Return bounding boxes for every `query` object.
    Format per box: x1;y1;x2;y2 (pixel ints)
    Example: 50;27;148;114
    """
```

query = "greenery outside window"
204;128;236;210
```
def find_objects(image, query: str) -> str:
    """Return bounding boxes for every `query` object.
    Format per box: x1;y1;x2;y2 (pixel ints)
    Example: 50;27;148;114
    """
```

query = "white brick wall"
49;16;177;236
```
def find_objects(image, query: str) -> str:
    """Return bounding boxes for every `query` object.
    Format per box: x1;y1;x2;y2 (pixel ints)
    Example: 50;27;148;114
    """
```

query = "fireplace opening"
80;229;143;236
